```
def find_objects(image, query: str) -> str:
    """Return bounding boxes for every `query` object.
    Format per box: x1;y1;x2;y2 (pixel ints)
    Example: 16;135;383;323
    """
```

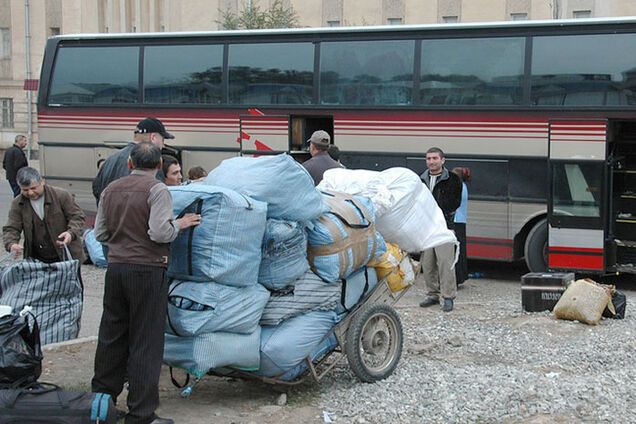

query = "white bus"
37;18;636;274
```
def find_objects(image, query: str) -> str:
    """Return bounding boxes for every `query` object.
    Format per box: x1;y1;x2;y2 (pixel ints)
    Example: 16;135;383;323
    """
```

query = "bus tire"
525;219;548;272
345;304;403;383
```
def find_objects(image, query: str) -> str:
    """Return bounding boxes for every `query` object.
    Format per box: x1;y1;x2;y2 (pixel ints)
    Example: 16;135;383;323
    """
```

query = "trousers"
91;263;168;424
421;242;457;300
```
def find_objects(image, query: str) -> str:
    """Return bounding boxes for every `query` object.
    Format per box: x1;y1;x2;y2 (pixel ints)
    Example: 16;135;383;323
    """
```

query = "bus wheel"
525;219;548;272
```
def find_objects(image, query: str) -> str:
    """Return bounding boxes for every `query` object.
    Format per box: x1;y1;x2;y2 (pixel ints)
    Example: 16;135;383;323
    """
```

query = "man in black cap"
301;130;341;186
92;118;175;205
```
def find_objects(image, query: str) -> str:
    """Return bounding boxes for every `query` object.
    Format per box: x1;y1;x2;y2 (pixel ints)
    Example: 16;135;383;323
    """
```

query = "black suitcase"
0;383;116;424
521;272;574;312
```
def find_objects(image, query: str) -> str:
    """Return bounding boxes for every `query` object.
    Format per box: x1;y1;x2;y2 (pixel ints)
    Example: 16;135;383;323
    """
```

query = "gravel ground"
317;278;636;424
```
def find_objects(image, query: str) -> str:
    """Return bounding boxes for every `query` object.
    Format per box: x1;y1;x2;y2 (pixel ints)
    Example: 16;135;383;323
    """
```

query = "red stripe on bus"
467;243;513;260
549;246;603;254
336;132;546;139
549;254;603;270
336;127;548;134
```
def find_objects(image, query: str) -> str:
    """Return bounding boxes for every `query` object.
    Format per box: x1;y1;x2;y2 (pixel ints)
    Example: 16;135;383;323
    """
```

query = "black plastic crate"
521;272;575;312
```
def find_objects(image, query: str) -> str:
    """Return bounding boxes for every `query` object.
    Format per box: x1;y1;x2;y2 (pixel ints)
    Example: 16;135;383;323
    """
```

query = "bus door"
547;120;608;273
239;114;290;156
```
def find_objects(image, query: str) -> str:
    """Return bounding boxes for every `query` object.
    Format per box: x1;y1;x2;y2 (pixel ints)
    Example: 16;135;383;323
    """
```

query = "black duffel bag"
0;312;42;388
602;290;627;319
0;382;116;424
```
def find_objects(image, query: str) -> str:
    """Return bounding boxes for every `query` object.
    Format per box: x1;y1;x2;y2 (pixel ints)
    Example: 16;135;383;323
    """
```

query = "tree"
218;0;299;30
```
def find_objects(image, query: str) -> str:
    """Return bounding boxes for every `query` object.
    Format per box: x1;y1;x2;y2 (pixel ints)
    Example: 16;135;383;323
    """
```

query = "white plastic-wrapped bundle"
320;167;456;253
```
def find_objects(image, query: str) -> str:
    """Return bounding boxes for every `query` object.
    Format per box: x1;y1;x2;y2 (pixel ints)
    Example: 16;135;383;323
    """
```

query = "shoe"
419;296;439;308
442;298;454;312
149;417;175;424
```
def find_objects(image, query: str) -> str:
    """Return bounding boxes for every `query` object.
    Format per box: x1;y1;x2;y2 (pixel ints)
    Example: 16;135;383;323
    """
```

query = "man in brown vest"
91;142;200;424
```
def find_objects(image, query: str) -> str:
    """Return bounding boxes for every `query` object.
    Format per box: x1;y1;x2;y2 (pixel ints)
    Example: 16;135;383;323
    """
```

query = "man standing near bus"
302;130;341;185
91;142;200;424
3;134;29;197
92;117;174;205
419;147;462;312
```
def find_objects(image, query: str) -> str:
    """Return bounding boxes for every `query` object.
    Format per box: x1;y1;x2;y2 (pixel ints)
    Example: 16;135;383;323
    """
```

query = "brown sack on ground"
553;278;612;325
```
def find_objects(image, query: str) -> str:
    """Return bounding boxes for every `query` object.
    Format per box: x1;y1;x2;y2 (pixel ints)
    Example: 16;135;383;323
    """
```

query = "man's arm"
147;184;200;243
447;173;463;213
94;192;109;242
4;148;16;178
2;198;23;252
59;189;86;242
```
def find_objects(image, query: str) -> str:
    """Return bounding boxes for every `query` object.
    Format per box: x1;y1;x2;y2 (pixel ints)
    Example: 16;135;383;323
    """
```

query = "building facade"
2;0;636;149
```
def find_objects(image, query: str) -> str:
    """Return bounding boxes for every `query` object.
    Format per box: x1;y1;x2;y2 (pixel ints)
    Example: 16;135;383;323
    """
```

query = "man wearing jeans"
419;147;462;312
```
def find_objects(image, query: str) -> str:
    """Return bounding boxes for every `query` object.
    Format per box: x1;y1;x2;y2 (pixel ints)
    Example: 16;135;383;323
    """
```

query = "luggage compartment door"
547;119;608;272
239;114;290;156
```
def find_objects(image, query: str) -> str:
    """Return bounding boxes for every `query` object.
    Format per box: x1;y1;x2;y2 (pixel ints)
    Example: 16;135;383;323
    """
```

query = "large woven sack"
307;191;386;283
553;279;611;325
163;327;261;378
259;270;341;326
258;219;309;290
166;280;270;336
335;267;378;315
205;154;327;222
0;253;82;345
257;310;339;379
167;185;267;285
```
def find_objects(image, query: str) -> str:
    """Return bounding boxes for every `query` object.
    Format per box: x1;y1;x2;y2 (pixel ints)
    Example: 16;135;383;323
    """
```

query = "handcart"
174;275;415;398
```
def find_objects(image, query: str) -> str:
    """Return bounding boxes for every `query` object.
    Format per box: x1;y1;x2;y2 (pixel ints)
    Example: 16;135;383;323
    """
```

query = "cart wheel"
345;303;403;383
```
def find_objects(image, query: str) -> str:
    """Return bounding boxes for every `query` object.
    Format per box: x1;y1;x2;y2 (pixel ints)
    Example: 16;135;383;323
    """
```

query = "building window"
510;13;528;21
442;16;458;23
387;18;403;25
573;10;592;19
0;28;10;59
1;98;14;128
50;27;61;36
327;20;340;27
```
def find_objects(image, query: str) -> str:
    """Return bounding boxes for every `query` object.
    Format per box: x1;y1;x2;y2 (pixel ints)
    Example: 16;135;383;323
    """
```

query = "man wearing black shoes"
419;147;462;312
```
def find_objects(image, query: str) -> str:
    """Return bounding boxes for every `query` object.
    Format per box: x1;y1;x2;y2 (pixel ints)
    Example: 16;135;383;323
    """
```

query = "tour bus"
37;18;636;275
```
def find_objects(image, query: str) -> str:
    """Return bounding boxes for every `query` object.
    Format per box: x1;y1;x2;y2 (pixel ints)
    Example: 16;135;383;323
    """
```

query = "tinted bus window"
320;40;414;105
144;45;223;104
532;34;636;106
446;159;509;200
509;158;547;201
420;37;525;106
49;46;139;105
228;43;314;105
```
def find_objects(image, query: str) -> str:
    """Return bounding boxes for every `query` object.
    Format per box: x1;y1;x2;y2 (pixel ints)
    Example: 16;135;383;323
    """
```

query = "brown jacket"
3;185;85;262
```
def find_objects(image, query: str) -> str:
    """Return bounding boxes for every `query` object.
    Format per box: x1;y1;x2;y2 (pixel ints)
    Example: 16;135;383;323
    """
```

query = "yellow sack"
553;278;611;325
368;243;416;292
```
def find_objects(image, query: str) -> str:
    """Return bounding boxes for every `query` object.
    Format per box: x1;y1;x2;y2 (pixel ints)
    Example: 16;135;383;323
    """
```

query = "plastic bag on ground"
168;185;267;285
83;229;107;268
0;313;42;388
258;219;309;290
166;280;270;336
553;279;611;325
307;191;386;282
205;154;327;222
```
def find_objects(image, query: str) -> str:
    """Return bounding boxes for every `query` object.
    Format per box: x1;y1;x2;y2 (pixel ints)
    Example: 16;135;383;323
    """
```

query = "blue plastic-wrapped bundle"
307;192;386;283
256;310;339;379
167;185;267;286
166;280;270;336
83;229;107;268
205;154;327;222
258;219;309;290
163;328;261;378
335;267;379;315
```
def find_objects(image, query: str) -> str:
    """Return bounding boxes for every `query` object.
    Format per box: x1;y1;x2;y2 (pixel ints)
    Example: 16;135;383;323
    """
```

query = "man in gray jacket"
301;130;342;186
92;117;174;205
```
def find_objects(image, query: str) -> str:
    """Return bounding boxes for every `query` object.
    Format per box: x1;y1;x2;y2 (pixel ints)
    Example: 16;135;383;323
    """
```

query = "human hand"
176;213;201;230
9;243;23;257
56;231;72;246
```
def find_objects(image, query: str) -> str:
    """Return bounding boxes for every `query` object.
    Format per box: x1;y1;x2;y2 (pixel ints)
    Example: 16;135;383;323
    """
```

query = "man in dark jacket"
91;142;199;424
92;117;174;205
2;134;29;197
3;167;85;263
301;130;342;185
419;147;462;312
